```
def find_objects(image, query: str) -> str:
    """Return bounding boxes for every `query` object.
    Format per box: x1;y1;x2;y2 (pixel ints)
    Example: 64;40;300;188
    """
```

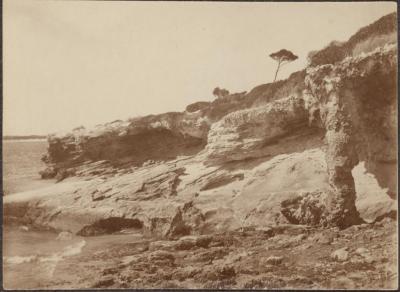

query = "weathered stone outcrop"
5;13;396;235
40;91;257;179
204;96;323;164
41;113;209;175
305;44;397;227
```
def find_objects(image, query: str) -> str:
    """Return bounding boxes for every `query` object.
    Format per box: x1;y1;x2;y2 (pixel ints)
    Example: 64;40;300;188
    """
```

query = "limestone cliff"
305;43;397;227
5;13;397;236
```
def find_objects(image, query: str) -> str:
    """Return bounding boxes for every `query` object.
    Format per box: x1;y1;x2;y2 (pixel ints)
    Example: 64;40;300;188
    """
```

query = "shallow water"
1;139;147;288
2;225;144;289
2;225;86;289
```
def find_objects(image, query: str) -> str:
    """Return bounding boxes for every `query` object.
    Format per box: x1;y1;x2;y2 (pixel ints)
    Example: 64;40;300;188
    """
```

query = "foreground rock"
41;219;397;289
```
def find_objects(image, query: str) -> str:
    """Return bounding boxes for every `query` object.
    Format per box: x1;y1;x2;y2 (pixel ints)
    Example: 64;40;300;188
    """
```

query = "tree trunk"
273;60;281;82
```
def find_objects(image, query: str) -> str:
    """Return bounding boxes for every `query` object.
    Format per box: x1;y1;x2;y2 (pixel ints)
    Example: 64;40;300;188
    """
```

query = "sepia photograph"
2;0;398;289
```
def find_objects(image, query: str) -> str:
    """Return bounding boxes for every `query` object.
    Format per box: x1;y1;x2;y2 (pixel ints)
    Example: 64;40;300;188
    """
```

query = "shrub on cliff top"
309;12;396;66
213;87;230;99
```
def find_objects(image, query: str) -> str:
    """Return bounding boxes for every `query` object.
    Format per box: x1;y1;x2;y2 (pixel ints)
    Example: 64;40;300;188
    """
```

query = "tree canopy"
269;49;298;63
269;49;298;82
213;87;230;98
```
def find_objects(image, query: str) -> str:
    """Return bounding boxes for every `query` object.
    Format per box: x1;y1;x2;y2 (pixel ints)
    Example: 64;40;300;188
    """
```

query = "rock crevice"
5;13;397;235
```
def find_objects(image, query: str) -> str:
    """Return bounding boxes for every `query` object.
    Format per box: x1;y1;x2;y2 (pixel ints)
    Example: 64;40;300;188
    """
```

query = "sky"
3;0;397;135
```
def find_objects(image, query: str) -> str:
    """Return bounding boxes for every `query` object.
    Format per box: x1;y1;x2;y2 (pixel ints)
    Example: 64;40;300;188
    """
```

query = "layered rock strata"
5;13;397;235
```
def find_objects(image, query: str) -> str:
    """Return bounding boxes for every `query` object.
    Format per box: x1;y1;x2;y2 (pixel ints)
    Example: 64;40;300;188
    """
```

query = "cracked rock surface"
3;12;397;290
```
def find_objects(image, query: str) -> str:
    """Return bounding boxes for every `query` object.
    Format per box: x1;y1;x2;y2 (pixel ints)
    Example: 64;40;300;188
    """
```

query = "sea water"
3;139;55;195
3;225;145;289
2;139;146;288
2;139;71;288
2;225;87;289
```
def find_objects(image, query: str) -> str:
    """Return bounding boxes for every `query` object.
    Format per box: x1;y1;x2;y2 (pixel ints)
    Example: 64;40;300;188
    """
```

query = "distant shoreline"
3;135;47;141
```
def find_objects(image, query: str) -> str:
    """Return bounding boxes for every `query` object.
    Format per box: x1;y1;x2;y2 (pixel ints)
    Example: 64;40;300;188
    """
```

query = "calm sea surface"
2;139;142;289
3;139;54;195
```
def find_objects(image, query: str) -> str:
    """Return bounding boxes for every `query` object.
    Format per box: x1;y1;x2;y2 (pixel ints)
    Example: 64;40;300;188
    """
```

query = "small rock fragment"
265;256;283;265
56;231;73;241
92;277;115;288
313;232;333;245
355;247;368;255
295;233;307;241
19;226;29;232
331;248;349;262
354;247;375;263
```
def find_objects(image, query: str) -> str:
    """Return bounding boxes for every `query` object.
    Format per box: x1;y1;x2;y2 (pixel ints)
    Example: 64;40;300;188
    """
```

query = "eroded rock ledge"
5;13;397;235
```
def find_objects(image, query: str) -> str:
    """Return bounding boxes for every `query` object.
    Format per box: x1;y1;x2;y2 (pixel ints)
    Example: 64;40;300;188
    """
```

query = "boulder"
331;248;349;262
